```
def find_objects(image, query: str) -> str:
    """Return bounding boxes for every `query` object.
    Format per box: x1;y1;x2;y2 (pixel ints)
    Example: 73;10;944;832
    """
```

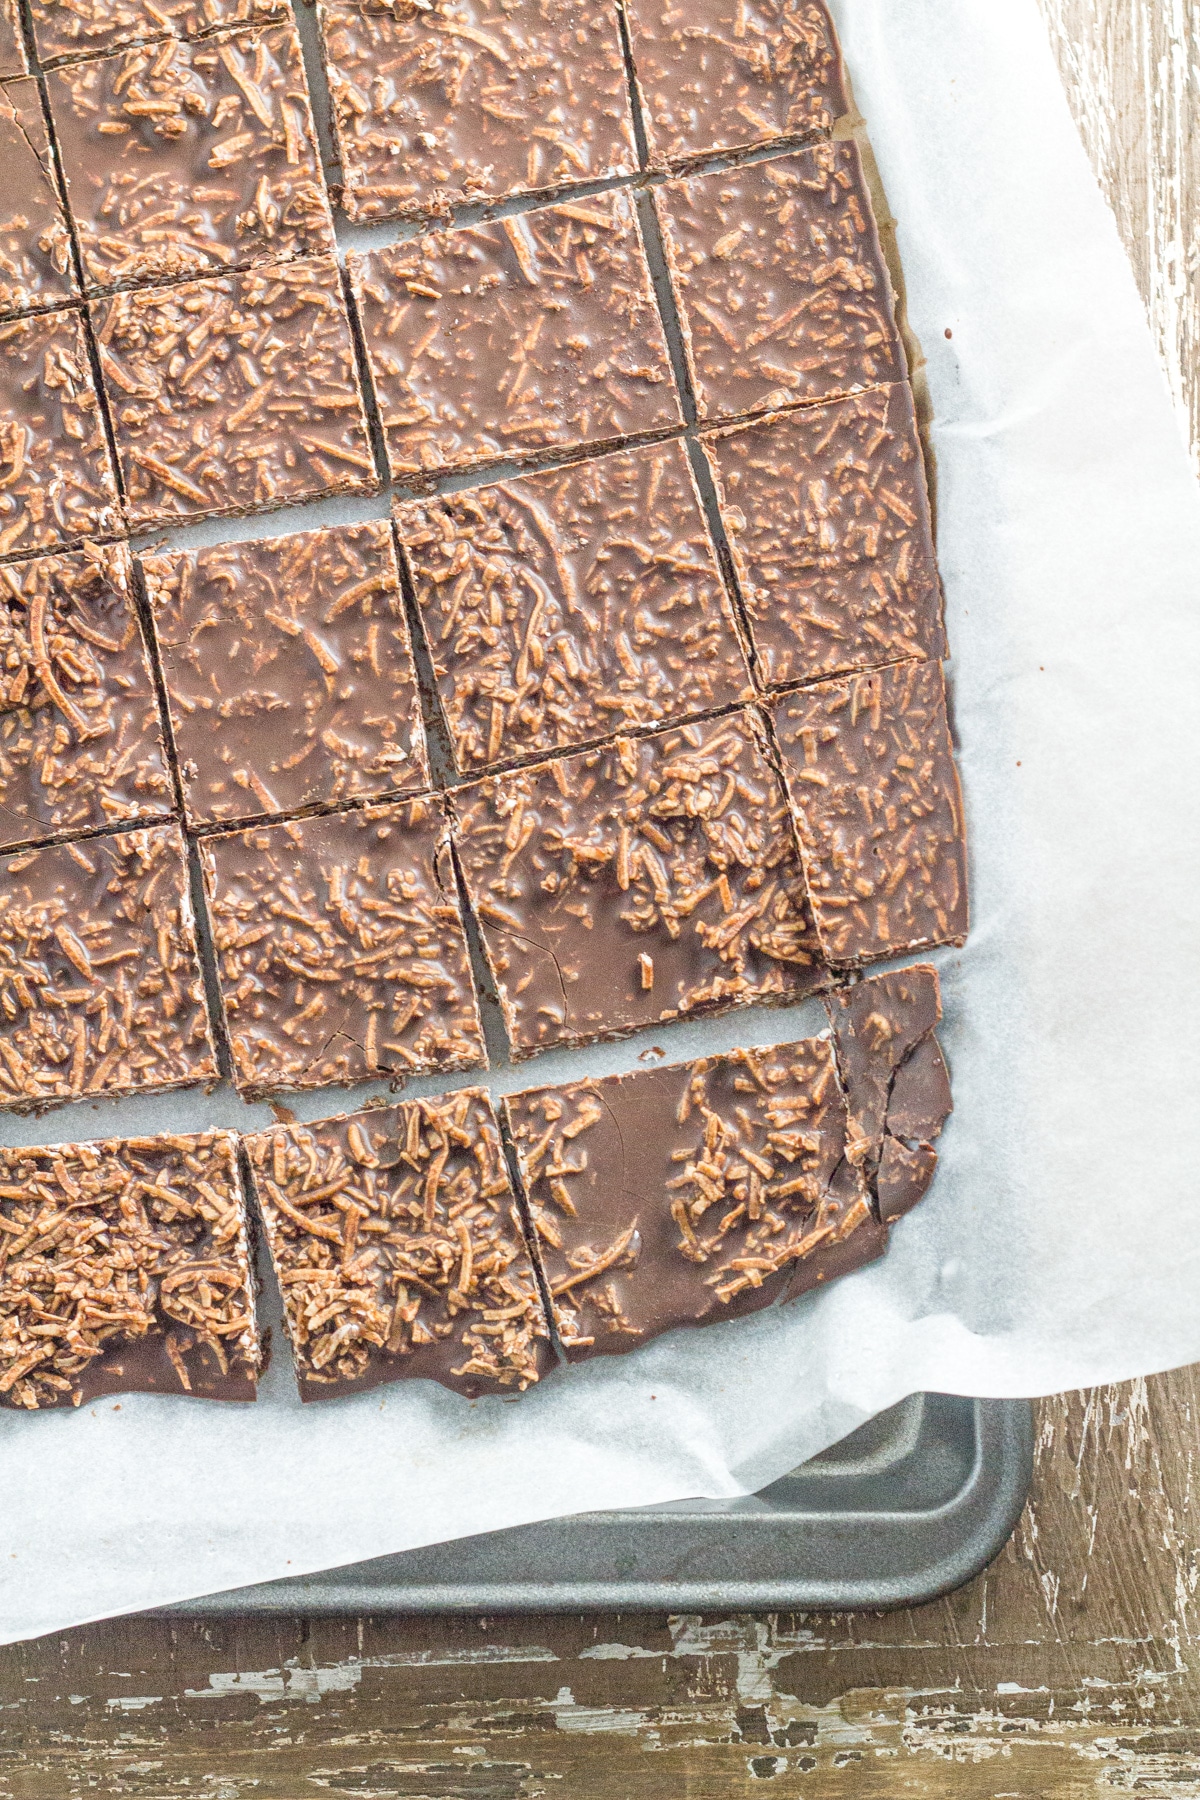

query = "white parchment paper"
2;0;1199;1642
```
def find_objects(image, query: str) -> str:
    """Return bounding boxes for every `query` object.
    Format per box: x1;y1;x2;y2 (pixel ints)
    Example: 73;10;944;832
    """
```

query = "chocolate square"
200;797;486;1099
395;439;751;774
30;0;285;66
0;308;122;559
700;385;945;691
46;24;333;296
245;1088;553;1399
0;0;26;78
0;78;76;322
0;1130;261;1409
321;0;636;224
774;660;968;964
143;522;429;827
349;190;681;484
94;254;377;530
625;0;846;169
503;1035;873;1360
656;142;904;424
453;707;827;1058
0;541;172;850
0;822;218;1108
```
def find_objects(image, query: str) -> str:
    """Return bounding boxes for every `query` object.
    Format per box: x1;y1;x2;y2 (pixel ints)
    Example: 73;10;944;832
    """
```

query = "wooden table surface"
5;5;1199;1795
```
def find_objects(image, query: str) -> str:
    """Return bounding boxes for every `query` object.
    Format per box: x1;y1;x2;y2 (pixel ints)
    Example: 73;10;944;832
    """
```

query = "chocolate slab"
502;1036;878;1361
320;0;636;225
700;386;945;691
453;707;827;1058
656;142;904;424
774;660;968;965
824;965;951;1224
245;1089;553;1399
200;797;486;1099
0;0;27;78
0;542;172;850
395;440;752;774
0;1130;261;1409
0;822;218;1109
0;308;122;560
625;0;846;169
30;0;284;67
94;255;376;530
143;522;429;827
47;25;333;297
349;190;681;484
0;78;76;322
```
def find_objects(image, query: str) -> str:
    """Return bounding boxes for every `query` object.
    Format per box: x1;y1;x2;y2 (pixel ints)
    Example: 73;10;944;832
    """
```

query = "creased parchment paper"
2;0;1199;1642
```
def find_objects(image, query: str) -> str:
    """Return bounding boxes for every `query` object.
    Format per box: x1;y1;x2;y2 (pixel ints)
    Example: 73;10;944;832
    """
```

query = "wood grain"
2;6;1197;1796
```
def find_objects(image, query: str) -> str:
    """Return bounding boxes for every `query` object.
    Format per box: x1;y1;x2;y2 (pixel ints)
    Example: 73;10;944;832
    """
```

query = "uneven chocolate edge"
0;69;80;325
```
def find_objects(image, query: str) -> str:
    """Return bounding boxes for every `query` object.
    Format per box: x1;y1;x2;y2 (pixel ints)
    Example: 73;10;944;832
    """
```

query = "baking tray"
160;1391;1032;1615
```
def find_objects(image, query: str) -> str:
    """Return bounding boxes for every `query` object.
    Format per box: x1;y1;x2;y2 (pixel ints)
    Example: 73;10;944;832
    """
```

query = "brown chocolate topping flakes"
824;964;951;1224
0;541;172;850
0;79;76;323
245;1088;552;1398
93;254;377;530
503;1034;876;1360
0;822;217;1109
0;0;27;79
453;707;827;1058
701;385;945;691
144;522;429;828
0;1130;260;1409
30;0;285;68
656;142;904;425
0;308;122;560
774;660;968;965
349;189;681;484
626;0;845;170
47;25;334;297
321;0;636;225
200;797;485;1099
396;439;752;775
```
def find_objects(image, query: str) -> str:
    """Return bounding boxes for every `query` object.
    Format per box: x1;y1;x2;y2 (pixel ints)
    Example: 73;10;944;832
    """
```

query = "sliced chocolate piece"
30;0;284;67
0;79;76;322
143;522;428;828
656;142;904;425
321;0;636;225
784;1159;887;1301
774;661;968;965
245;1088;552;1399
0;1130;261;1409
348;190;681;484
626;0;846;169
395;440;751;774
700;386;945;691
0;823;218;1109
823;964;951;1226
47;25;333;297
453;707;827;1058
0;542;172;850
0;308;122;560
94;255;376;530
503;1036;872;1360
0;0;27;78
200;797;486;1099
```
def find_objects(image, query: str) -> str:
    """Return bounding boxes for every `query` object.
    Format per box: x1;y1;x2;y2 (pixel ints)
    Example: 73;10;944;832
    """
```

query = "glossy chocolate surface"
245;1088;553;1399
0;542;172;850
322;0;635;224
0;0;27;77
396;439;751;774
453;707;827;1058
201;797;486;1099
657;141;903;424
31;0;284;68
350;190;681;483
144;522;428;827
0;78;76;322
0;822;217;1109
